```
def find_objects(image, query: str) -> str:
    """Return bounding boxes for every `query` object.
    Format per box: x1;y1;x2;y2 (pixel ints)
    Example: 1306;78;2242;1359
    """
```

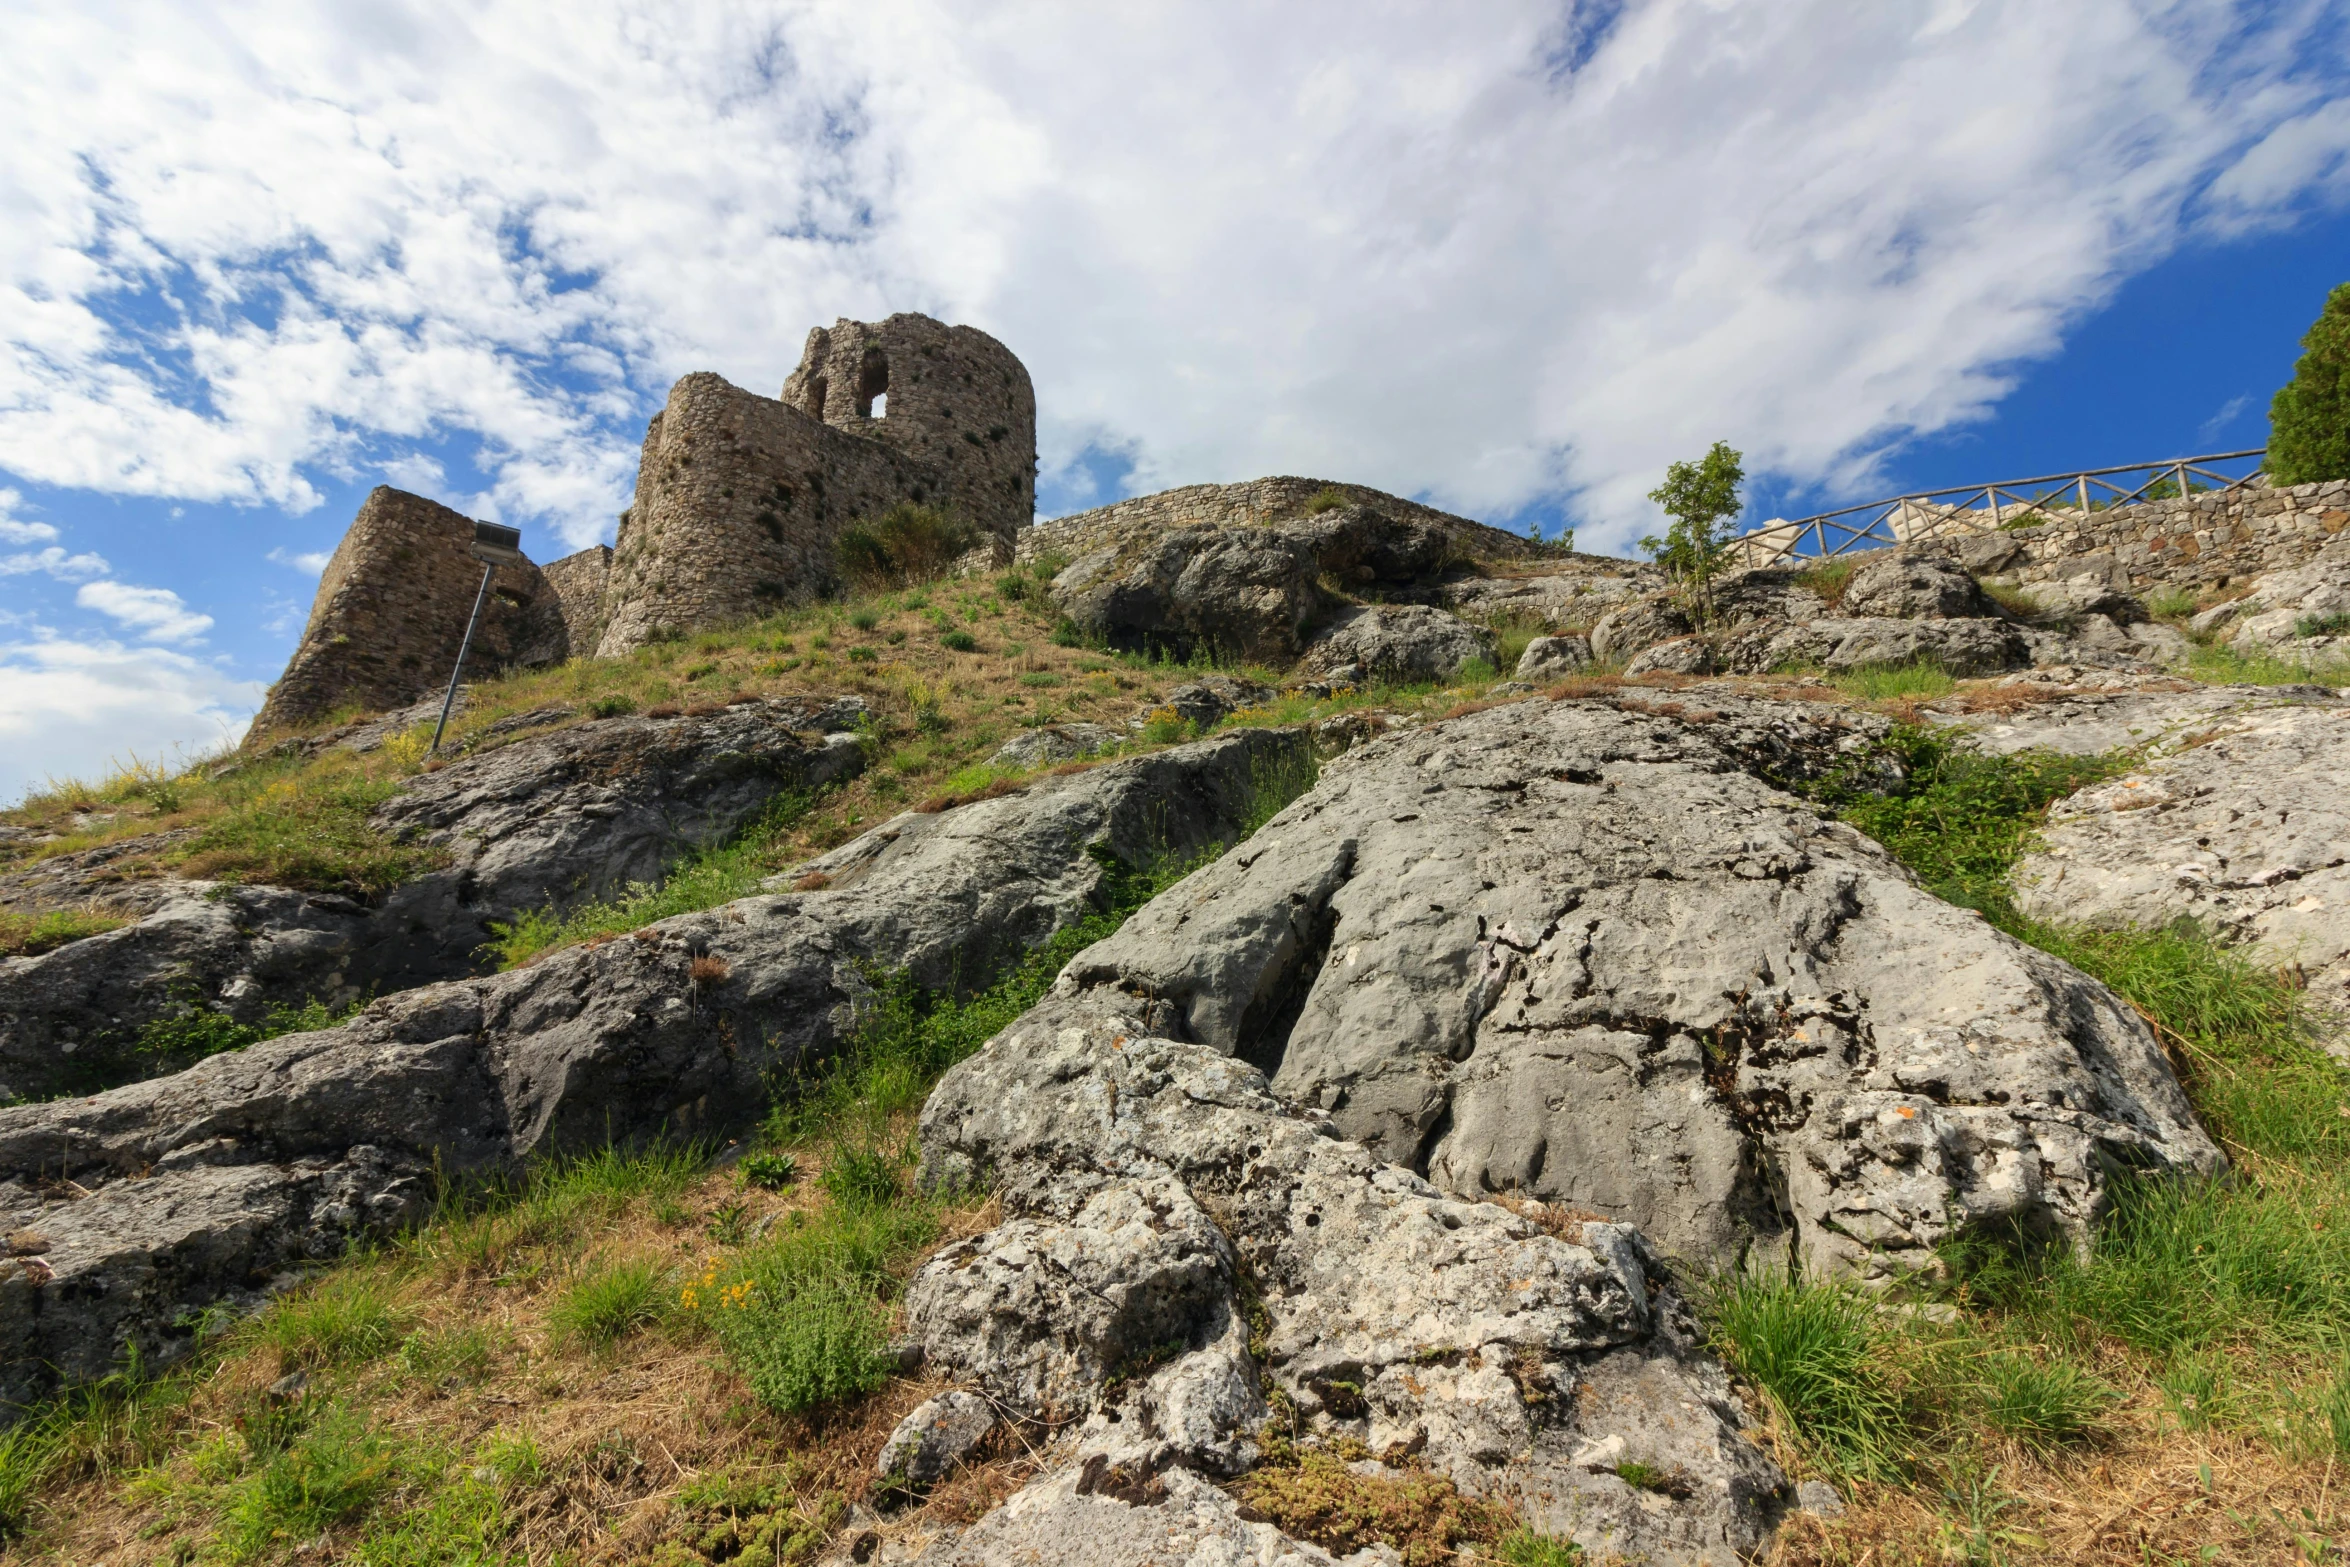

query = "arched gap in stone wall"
807;376;827;422
856;347;889;417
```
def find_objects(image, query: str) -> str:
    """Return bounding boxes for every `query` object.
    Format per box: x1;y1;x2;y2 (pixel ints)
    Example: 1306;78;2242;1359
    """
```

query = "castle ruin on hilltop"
245;312;1035;742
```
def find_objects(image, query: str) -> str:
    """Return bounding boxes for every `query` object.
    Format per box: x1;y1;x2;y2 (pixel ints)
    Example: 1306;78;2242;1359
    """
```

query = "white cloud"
0;0;2342;563
76;580;214;643
0;488;58;544
267;546;334;574
2;545;109;579
0;632;261;805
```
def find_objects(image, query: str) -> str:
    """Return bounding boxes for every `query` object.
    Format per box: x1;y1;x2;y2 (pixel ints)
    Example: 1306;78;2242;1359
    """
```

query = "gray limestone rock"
916;1009;1785;1565
1838;550;1992;620
2013;700;2350;1059
989;724;1122;770
2021;575;2147;625
2194;535;2350;647
1515;635;1592;681
1296;606;1496;684
1727;616;2028;677
1590;600;1692;665
876;1391;998;1490
0;699;871;1103
1623;636;1715;677
0;729;1309;1412
1439;565;1661;628
907;1463;1360;1566
1042;696;2220;1282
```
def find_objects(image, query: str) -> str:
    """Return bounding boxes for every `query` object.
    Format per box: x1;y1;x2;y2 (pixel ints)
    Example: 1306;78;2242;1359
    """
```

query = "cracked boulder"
1837;549;1993;620
911;1006;1786;1565
0;729;1309;1413
1718;615;2028;677
1296;605;1496;684
1046;695;2220;1282
2013;699;2350;1060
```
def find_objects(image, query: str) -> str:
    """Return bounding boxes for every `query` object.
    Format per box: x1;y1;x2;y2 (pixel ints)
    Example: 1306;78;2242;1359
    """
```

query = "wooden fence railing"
1727;449;2269;568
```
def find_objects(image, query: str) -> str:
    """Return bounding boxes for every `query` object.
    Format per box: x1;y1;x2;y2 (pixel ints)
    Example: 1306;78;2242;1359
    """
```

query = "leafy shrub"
835;503;977;589
2296;610;2350;638
1304;486;1349;514
849;609;880;630
136;993;362;1066
939;629;978;653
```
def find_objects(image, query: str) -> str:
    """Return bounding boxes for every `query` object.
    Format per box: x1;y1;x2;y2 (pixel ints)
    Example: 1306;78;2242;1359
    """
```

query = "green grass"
548;1257;672;1351
486;788;822;967
259;1273;413;1372
1828;658;1956;703
2186;639;2350;686
1493;1527;1585;1564
1705;1271;1913;1480
1794;558;1860;607
216;1404;401;1561
2298;610;2350;638
2143;586;2199;619
135;992;367;1069
0;907;125;957
176;766;446;895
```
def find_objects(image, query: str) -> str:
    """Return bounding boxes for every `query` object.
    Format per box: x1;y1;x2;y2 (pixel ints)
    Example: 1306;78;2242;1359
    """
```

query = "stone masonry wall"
1963;477;2350;593
246;488;568;744
595;373;939;654
781;314;1035;545
539;545;611;660
1019;476;1542;564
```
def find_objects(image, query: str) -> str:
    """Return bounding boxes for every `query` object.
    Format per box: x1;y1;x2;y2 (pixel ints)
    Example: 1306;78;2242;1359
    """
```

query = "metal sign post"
430;522;525;755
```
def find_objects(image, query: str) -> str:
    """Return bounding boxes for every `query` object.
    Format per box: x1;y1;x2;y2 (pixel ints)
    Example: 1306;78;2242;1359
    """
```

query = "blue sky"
3;1;2348;802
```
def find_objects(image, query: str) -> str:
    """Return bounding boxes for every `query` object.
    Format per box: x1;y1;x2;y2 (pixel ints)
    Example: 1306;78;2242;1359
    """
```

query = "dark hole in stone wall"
856;347;889;418
807;376;827;422
1231;898;1339;1080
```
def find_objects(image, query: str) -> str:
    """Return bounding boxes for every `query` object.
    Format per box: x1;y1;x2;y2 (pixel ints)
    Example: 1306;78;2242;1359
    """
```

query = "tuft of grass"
1976;1352;2115;1453
1794;558;1860;607
939;628;978;653
2143;585;2199;620
0;907;125;957
1829;658;1955;703
1976;579;2046;620
1705;1270;1912;1480
1492;1527;1585;1564
548;1256;672;1351
740;1150;798;1191
259;1273;413;1372
0;1407;65;1542
217;1404;401;1561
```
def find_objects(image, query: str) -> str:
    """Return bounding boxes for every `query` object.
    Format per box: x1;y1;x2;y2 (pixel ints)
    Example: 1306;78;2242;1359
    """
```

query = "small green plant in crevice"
1793;557;1860;608
2296;609;2350;639
2143;585;2200;620
135;992;366;1068
1492;1526;1586;1564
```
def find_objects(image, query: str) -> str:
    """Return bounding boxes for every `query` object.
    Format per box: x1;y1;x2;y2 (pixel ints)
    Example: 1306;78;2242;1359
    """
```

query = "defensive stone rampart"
245;488;568;744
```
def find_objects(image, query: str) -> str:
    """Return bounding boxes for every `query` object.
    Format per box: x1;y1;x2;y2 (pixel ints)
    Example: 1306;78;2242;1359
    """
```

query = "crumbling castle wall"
539;544;611;659
782;314;1036;544
245;488;568;745
594;314;1038;655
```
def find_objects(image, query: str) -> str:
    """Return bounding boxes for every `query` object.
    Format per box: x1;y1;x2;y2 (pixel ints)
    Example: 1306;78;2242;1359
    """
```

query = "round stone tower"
780;313;1036;549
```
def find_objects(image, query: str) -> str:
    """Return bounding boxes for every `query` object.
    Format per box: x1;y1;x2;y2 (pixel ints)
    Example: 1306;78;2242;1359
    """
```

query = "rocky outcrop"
244;488;573;746
1031;485;1530;665
1590;599;1692;665
2189;534;2350;650
1039;696;2220;1281
911;1008;1785;1565
1296;604;1497;684
1838;549;1993;620
2013;699;2350;1059
988;723;1122;769
1516;634;1592;680
1716;615;2028;677
0;697;872;1104
0;730;1309;1411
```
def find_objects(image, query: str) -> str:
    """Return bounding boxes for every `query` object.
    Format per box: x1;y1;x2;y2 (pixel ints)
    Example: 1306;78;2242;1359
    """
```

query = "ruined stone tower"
244;488;597;745
594;313;1035;654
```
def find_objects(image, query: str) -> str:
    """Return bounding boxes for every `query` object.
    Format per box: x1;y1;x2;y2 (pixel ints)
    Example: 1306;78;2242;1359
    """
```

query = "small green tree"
1640;441;1746;622
2268;282;2350;486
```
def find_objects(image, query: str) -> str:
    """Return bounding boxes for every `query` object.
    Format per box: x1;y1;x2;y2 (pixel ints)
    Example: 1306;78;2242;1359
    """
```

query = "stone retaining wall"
1963;477;2350;593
